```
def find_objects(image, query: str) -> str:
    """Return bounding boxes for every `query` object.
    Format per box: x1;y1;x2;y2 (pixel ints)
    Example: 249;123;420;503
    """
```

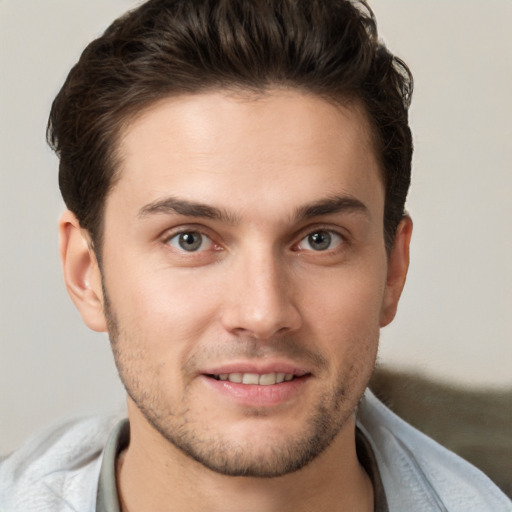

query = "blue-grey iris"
308;231;331;251
179;232;203;251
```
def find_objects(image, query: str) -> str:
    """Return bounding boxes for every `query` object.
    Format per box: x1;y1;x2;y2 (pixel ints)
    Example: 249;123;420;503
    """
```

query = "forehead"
110;89;383;223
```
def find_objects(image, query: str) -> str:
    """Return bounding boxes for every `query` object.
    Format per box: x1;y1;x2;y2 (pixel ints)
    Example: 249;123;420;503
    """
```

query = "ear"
59;210;108;332
380;216;413;327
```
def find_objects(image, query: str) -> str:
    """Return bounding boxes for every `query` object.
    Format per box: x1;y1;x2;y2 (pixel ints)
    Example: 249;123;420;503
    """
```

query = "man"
0;0;510;511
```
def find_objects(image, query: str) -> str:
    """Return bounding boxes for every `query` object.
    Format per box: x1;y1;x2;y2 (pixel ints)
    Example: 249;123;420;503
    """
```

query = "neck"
116;410;374;512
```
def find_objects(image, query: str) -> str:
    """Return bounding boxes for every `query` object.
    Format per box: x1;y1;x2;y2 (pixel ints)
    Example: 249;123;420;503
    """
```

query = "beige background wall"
1;0;511;453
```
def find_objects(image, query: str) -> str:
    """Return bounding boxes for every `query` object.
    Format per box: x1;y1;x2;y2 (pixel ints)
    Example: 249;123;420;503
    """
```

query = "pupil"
309;231;331;251
179;232;202;251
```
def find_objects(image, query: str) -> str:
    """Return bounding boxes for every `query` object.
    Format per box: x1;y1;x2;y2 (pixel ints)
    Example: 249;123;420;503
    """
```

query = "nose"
220;247;302;340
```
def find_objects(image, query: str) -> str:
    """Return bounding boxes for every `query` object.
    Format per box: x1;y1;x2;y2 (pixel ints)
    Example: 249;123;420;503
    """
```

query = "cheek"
106;268;223;400
108;264;222;349
301;262;387;351
302;268;385;396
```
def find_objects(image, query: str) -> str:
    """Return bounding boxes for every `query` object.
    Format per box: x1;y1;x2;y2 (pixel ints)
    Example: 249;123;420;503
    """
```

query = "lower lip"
200;375;310;407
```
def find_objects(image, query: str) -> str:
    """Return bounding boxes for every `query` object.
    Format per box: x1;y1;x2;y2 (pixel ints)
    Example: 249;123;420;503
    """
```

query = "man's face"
94;90;405;477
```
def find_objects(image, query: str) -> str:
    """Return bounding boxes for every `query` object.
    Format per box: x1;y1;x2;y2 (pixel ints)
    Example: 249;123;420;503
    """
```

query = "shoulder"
0;414;124;512
357;389;512;512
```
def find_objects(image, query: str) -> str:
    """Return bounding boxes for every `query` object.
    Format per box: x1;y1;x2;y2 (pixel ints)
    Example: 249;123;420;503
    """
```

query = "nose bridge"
221;241;301;339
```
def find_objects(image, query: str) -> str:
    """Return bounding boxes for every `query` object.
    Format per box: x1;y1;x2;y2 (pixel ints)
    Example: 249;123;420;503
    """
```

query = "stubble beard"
103;287;374;478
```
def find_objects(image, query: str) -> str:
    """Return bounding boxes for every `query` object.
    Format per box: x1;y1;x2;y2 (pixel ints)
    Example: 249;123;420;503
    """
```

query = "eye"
297;230;344;252
167;231;214;252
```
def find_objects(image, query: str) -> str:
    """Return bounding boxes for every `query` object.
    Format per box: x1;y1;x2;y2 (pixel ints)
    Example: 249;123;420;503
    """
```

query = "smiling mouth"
207;372;305;385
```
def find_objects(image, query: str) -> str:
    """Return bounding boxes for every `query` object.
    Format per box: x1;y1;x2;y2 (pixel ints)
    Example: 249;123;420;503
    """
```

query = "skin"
59;89;412;512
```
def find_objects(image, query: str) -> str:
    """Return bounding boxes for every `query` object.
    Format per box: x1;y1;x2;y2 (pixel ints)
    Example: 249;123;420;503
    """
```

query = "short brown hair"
47;0;413;252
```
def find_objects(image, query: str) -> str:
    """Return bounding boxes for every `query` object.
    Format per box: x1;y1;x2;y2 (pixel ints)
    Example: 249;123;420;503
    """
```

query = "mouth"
207;372;300;385
201;367;312;406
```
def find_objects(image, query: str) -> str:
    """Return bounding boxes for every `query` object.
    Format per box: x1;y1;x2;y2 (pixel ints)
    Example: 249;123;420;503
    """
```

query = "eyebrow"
138;196;239;224
294;195;369;221
138;194;369;224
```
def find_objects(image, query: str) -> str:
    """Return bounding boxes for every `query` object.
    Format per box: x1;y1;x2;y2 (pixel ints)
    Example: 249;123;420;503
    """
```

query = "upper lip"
201;361;311;377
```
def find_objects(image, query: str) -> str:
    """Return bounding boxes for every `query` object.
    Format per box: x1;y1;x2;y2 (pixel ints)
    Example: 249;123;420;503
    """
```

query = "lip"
199;360;312;407
200;374;310;407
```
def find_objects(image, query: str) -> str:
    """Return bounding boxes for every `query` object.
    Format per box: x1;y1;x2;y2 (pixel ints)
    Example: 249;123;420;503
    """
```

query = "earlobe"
59;210;108;332
380;216;413;327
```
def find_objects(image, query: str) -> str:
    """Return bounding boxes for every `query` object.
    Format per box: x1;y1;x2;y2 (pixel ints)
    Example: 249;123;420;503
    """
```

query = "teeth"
214;372;295;385
242;373;260;385
258;373;276;386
